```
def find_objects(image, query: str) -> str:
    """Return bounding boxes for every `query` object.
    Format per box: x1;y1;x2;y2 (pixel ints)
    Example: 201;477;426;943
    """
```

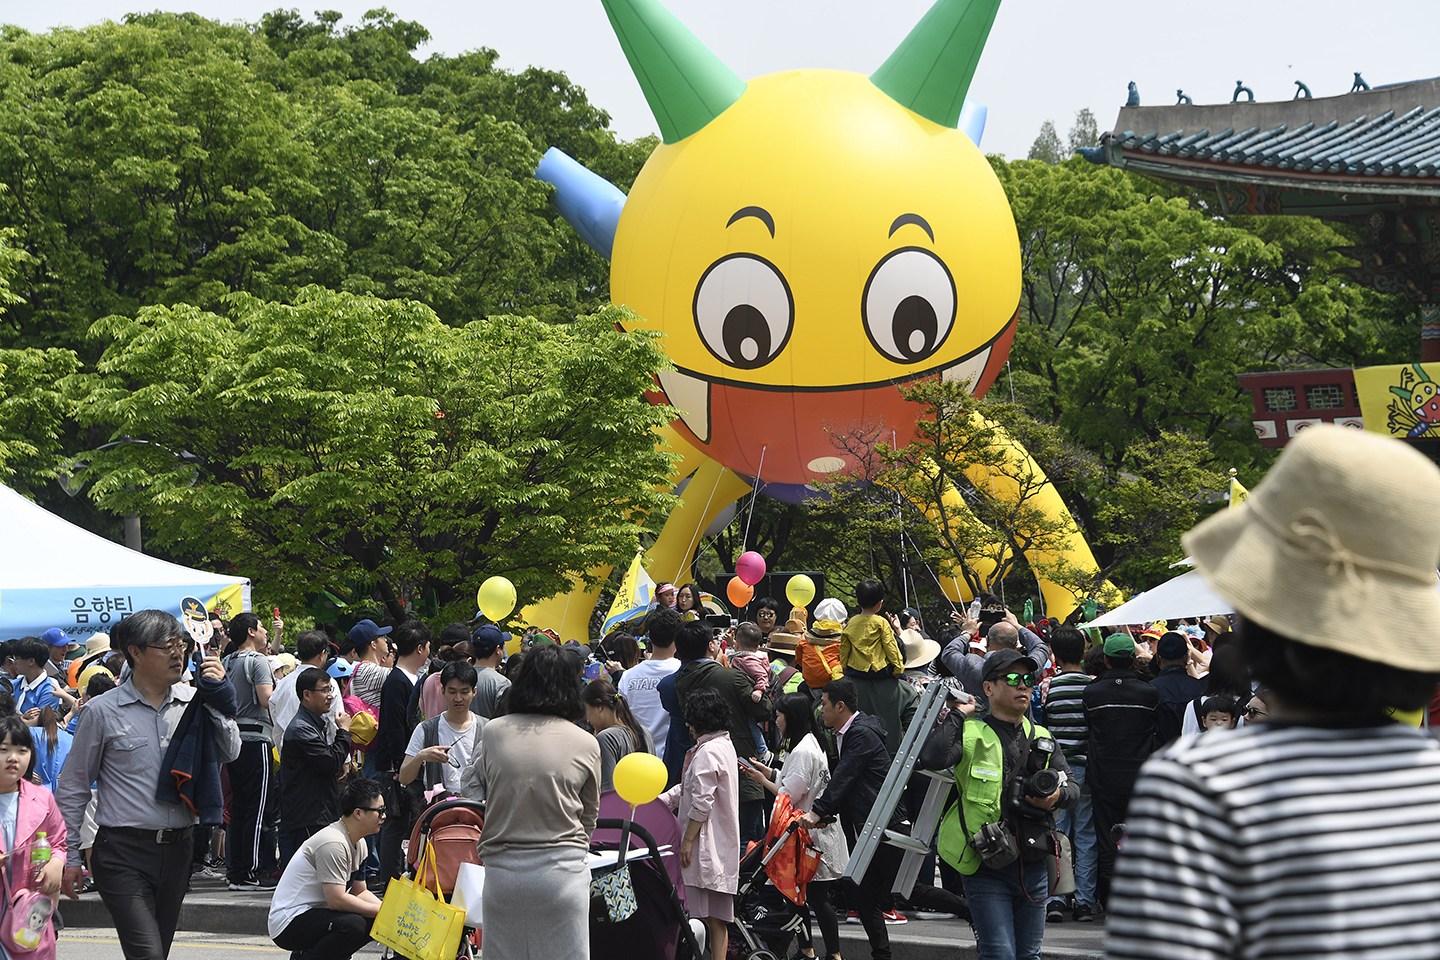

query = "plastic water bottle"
29;832;49;885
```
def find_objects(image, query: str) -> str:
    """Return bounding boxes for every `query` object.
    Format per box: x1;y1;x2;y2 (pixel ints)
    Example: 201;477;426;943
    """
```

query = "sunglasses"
999;673;1036;688
362;805;387;816
1244;707;1266;719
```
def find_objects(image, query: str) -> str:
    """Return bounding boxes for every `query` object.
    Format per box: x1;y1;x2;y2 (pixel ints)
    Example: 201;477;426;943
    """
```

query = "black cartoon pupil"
722;304;772;368
893;295;938;360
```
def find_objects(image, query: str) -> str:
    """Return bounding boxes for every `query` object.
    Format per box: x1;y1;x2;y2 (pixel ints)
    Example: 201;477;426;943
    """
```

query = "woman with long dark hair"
675;583;702;620
30;705;72;793
479;644;599;960
582;678;653;792
740;692;846;960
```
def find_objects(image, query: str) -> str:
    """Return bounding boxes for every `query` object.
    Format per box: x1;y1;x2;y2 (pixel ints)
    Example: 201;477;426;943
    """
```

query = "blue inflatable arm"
960;99;987;147
535;147;628;261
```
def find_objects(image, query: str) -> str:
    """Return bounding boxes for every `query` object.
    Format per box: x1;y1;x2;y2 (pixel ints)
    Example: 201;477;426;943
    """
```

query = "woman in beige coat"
660;687;739;960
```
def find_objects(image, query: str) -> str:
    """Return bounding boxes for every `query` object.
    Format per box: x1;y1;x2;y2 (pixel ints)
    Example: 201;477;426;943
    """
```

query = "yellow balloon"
612;752;668;806
477;576;517;622
786;574;816;608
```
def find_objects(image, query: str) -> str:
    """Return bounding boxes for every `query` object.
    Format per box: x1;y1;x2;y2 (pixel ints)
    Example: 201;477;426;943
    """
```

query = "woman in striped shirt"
1107;424;1440;960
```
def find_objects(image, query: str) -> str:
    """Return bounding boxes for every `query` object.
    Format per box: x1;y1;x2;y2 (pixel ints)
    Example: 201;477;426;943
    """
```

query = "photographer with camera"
919;649;1078;960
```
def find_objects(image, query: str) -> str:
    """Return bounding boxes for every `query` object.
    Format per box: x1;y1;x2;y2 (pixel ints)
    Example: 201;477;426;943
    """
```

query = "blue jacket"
156;660;238;825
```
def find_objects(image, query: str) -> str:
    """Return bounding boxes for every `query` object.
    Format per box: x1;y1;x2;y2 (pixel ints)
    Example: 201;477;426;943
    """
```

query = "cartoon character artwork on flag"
1354;363;1440;439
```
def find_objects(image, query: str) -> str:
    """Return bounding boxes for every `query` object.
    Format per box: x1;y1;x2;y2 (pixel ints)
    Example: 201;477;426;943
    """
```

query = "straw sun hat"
1182;424;1440;670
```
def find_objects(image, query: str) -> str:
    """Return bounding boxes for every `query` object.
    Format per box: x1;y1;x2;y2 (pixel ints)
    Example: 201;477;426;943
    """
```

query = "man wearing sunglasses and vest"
920;648;1079;960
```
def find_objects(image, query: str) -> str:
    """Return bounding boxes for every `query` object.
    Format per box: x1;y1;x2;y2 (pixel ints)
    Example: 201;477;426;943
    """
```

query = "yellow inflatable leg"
520;426;752;639
954;413;1119;621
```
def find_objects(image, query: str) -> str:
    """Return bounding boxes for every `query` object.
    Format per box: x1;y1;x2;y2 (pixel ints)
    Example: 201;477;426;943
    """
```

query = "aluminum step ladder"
841;678;957;896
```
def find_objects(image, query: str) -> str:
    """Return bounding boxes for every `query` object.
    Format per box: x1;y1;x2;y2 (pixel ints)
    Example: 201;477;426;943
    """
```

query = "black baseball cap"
983;648;1039;682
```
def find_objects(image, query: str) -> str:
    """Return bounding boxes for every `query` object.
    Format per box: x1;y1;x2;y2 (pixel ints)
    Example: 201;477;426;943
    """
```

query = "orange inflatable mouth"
649;318;1014;486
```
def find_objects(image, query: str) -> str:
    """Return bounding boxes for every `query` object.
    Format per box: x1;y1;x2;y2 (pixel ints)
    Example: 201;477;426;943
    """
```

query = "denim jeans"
960;859;1049;960
1047;761;1098;909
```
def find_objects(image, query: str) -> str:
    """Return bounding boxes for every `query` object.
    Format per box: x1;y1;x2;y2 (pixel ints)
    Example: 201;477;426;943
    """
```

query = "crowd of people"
8;424;1440;960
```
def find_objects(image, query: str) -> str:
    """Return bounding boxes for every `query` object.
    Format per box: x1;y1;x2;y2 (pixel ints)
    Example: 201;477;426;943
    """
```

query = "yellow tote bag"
371;841;466;960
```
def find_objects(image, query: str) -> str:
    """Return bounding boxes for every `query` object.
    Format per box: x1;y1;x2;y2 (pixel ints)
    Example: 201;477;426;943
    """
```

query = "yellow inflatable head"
596;0;1019;494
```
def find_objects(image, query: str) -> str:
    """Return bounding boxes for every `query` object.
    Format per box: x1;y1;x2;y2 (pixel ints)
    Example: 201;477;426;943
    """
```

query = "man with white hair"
1107;425;1440;960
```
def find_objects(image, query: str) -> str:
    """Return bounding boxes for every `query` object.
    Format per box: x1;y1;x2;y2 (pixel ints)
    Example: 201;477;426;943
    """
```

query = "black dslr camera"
1008;735;1062;815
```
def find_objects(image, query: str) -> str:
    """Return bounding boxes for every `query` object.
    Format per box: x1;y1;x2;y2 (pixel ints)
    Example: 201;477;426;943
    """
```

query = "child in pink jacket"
0;716;67;960
727;624;772;760
660;689;739;960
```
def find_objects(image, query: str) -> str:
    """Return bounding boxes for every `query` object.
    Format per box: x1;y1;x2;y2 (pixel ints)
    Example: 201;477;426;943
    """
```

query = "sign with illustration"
1354;363;1440;438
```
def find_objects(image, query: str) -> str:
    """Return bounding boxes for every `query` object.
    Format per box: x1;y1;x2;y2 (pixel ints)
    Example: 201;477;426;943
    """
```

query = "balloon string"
741;445;767;551
677;465;723;583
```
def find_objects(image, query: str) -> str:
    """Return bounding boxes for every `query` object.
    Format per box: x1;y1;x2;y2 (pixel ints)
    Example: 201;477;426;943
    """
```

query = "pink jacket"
729;651;769;694
660;730;739;895
0;780;67;867
0;780;67;960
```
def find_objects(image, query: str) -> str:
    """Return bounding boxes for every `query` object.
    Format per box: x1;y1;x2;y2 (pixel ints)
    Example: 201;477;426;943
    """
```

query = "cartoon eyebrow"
726;206;775;238
888;213;934;242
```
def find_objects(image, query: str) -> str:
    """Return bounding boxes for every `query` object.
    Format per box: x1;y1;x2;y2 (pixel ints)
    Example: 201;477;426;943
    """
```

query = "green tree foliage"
0;10;653;356
68;293;677;622
0;223;77;496
993;157;1400;473
1066;108;1099;154
1027;120;1063;164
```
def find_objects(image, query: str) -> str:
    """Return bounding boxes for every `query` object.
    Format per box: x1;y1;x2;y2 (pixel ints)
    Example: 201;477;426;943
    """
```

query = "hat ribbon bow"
1253;505;1435;606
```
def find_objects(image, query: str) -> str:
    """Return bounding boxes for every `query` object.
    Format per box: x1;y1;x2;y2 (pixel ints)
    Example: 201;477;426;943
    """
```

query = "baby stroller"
731;820;810;960
379;797;485;960
591;810;703;960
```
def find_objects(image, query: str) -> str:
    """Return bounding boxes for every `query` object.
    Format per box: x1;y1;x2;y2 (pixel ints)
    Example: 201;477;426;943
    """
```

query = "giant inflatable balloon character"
523;0;1110;634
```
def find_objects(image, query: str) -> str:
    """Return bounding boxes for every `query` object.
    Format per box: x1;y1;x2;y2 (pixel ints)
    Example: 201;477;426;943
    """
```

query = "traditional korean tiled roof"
1095;77;1440;196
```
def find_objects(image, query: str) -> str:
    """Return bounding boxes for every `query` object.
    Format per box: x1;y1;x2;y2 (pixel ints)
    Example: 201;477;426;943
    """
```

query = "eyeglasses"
1244;707;1266;720
147;638;190;656
757;611;776;619
1000;673;1036;688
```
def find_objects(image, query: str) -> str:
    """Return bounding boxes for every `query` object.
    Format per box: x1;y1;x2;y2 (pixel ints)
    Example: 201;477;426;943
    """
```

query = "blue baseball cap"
326;657;355;679
470;624;511;654
347;619;392;647
42;628;69;648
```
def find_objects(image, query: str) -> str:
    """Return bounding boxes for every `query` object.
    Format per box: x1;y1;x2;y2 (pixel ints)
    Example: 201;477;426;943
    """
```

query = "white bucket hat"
1182;424;1440;669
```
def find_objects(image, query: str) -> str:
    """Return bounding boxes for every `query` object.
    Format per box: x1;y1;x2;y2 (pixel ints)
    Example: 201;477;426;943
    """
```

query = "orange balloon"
726;577;754;608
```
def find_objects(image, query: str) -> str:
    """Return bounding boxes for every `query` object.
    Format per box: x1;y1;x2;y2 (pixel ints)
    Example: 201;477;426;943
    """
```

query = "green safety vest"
936;715;1057;875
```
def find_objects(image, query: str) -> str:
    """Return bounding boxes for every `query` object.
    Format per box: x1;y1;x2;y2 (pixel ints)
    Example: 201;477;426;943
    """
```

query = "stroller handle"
593;818;661;861
418;798;486;836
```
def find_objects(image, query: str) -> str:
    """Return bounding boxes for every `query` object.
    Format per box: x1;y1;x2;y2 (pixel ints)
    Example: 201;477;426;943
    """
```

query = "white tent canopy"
0;483;249;642
1082;570;1230;628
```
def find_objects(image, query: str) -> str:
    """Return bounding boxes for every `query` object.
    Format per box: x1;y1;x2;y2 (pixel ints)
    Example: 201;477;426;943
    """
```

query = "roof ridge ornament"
1176;89;1192;105
1295;80;1312;100
1233;80;1255;103
1352;72;1370;93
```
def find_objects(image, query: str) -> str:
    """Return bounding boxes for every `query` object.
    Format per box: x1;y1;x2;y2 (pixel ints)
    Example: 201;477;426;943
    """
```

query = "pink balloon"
736;551;767;586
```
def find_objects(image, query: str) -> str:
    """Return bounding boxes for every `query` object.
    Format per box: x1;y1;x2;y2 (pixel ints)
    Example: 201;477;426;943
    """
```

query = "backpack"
344;693;380;751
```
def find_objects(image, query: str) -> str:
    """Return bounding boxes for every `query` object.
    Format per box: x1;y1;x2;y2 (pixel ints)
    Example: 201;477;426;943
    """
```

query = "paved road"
58;928;391;960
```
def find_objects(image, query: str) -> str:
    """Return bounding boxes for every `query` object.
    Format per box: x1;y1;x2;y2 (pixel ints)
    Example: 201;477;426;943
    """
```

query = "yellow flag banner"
1354;363;1440;439
603;552;655;633
1228;477;1250;511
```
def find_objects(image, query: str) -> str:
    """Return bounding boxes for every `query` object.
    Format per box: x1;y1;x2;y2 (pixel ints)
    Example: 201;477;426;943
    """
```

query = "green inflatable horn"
601;0;746;144
871;0;1003;129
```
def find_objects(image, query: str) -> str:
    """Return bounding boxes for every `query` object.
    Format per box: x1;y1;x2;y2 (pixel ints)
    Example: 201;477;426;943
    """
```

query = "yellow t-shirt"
839;614;904;676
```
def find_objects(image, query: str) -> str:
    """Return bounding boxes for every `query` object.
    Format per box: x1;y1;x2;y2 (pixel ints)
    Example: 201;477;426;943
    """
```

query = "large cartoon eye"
862;248;956;364
693;254;794;369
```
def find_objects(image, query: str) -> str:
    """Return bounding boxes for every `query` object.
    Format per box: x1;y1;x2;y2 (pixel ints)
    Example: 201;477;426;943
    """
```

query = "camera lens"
1027;768;1061;797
